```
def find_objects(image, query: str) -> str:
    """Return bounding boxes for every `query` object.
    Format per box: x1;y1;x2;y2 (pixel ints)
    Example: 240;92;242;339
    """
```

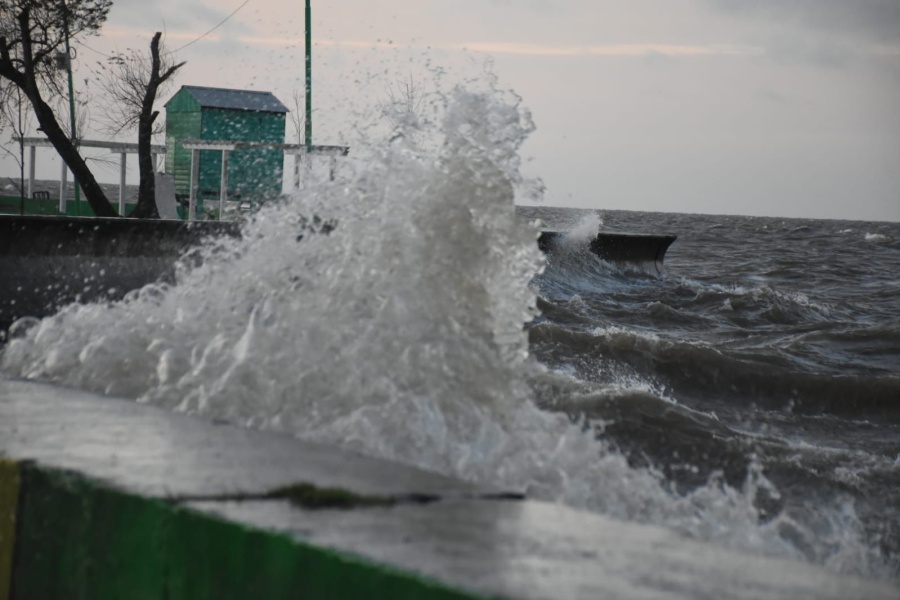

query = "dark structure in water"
538;230;676;276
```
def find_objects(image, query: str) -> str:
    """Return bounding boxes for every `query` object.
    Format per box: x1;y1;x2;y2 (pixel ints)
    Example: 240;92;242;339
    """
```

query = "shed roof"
167;85;289;113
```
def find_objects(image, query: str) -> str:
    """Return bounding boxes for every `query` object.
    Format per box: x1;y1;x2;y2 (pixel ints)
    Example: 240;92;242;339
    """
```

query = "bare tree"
95;31;184;218
0;0;118;217
0;78;30;214
0;86;30;215
380;73;426;147
381;74;424;127
288;87;306;146
51;73;91;140
287;87;306;187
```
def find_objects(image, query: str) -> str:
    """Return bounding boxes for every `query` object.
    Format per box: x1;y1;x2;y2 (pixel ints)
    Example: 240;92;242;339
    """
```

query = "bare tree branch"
288;87;306;145
94;32;184;138
0;0;117;217
380;73;426;147
94;31;185;217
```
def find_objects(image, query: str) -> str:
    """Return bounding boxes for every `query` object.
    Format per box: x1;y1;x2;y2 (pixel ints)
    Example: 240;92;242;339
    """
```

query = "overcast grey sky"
3;0;898;221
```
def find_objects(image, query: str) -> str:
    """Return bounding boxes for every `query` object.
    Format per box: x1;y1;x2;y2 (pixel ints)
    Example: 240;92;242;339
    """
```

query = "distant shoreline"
1;176;140;203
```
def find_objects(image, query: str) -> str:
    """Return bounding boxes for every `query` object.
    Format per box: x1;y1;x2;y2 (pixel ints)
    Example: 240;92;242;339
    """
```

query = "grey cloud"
758;88;788;105
109;0;250;34
444;0;561;19
762;35;864;68
756;88;810;107
708;0;900;42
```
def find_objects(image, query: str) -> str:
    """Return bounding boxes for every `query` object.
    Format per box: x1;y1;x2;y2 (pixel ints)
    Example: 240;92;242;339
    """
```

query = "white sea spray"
1;84;890;579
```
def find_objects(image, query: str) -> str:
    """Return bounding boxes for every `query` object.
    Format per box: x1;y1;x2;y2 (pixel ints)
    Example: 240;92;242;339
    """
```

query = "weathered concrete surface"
1;376;897;599
0;378;486;499
195;498;898;600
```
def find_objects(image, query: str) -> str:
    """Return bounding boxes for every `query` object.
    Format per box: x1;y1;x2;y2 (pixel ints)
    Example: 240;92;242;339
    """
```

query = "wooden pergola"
178;139;349;221
16;137;166;215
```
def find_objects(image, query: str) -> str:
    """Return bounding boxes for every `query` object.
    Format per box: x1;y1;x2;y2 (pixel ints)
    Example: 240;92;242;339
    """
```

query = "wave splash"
1;84;890;579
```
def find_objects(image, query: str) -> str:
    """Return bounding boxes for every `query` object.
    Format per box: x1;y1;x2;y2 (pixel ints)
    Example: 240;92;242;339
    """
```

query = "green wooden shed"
164;86;288;204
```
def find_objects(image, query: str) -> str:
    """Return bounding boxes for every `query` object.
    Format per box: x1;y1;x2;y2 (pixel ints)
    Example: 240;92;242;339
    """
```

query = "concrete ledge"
1;378;897;599
0;215;237;331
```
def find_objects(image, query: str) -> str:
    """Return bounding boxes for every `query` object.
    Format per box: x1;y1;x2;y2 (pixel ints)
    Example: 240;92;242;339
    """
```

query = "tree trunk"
129;112;159;218
28;90;118;217
130;32;180;219
9;6;118;218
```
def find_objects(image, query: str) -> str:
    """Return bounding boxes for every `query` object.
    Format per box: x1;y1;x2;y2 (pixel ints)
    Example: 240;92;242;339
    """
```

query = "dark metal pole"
304;0;312;152
63;12;80;215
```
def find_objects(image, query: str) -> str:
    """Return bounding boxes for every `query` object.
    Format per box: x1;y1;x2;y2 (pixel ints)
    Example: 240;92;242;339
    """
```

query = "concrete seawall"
1;215;676;334
0;215;238;332
1;377;897;599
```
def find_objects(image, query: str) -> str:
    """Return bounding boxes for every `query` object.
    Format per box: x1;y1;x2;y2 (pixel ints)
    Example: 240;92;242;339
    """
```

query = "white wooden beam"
189;148;200;222
119;152;127;215
15;136;165;154
219;149;229;219
27;146;35;200
59;161;67;214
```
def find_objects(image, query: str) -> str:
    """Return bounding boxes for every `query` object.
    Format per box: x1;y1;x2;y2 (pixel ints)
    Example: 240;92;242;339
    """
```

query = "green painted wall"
165;88;285;202
200;108;285;200
0;459;19;600
5;463;483;600
165;112;201;196
164;89;202;197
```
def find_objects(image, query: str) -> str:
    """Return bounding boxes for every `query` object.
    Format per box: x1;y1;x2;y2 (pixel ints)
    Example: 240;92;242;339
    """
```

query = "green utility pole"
63;13;80;214
305;0;312;152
